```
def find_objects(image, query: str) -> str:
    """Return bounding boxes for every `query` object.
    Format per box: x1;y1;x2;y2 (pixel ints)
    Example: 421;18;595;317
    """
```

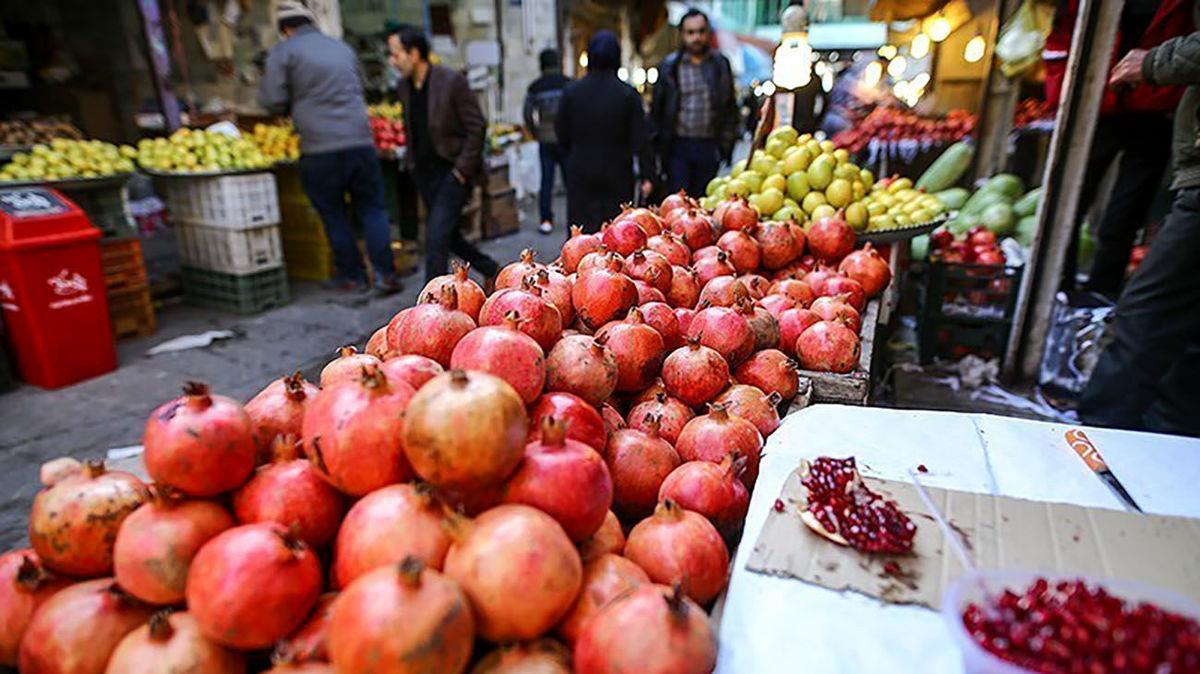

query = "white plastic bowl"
941;570;1200;674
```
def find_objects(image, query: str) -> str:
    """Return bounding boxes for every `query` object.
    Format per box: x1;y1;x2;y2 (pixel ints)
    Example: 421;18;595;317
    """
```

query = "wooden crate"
99;237;149;293
107;284;156;339
794;298;881;406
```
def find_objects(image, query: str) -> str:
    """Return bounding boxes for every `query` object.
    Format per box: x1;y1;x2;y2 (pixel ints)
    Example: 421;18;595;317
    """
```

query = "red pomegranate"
735;349;801;403
496;248;545;290
451;313;547;403
472;640;572;673
561;226;603;273
658;454;750;542
112;488;232;606
105;611;245;674
403;370;528;490
600;402;626;437
666;265;701;308
595;308;666;392
578;510;626;562
273;592;336;664
803;264;842;296
757;293;796;319
634;279;667;304
628;391;695;445
381;354;444;390
301;366;416;496
606;419;681;520
443;505;583;642
503;416;613;542
717;230;762;273
328;558;475;674
365;326;392;360
638;301;683;350
265;663;334;673
574;583;716;674
796;320;861;374
480;281;564;352
557;554;650;646
669;209;716;250
143;382;256;498
320;346;382;388
0;551;70;666
334;483;451;588
576;248;615;277
715;384;783;438
697;276;747;308
741;300;781;351
624;500;729;604
601;218;649;256
691;245;720;263
738;273;771;300
527;391;608;453
421;260;487;321
777;307;822;357
811;295;862;333
187;523;322;650
233;455;345;549
618;206;664;236
531;267;576;326
685;304;755;366
676;404;763;488
820;275;867;313
29;460;149;578
244;372;319;461
623;249;673;294
661;339;730;407
646;231;690;266
571;256;638;330
544;334;618;406
770;278;816;307
17;579;154;673
755;221;798;270
808;212;856;262
659;190;693;215
716;195;758;231
674;307;696;336
387;286;476;368
788;220;808;259
692;250;736;287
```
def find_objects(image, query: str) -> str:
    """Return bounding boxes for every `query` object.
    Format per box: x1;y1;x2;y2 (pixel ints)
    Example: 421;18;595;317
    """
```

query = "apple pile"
833;107;976;154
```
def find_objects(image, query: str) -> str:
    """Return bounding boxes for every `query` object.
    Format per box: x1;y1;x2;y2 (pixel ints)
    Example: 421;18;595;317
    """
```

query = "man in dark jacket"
260;1;399;293
390;26;500;283
524;49;570;235
649;8;739;198
1080;22;1200;437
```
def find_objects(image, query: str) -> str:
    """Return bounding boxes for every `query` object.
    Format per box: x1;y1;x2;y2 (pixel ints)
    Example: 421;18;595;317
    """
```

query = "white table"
716;405;1200;674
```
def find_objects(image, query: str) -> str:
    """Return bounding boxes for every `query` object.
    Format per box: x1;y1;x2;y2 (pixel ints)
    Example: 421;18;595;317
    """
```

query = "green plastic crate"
181;266;290;314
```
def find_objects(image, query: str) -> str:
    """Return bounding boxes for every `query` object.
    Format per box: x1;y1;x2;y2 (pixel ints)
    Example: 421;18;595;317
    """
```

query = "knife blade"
1064;428;1143;513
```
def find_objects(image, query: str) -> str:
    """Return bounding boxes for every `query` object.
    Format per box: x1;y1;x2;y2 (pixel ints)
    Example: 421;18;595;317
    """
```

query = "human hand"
1110;49;1147;86
640;179;653;198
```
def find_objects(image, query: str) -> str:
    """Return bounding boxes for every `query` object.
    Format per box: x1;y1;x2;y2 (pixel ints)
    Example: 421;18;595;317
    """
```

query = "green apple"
738;170;764;194
825;178;853;208
757;187;785;215
786;172;811;201
762;173;786;194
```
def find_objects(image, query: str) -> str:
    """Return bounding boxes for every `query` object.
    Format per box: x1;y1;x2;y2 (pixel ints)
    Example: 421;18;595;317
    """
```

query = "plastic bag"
1038;291;1115;399
995;0;1055;78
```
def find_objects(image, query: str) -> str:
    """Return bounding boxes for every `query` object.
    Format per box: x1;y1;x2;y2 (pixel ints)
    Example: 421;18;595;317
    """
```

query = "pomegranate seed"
882;561;900;576
800;456;916;553
917;464;928;473
773;498;785;513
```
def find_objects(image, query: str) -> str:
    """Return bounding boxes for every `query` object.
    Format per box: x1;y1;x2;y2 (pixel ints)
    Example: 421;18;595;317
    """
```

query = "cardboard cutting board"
746;466;1200;608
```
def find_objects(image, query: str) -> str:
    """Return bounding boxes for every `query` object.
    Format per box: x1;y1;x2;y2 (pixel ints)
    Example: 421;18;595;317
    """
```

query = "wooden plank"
795;297;881;405
970;0;1023;181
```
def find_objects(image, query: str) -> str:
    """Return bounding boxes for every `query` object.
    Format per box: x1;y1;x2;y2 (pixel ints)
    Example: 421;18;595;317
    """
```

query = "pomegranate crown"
148;610;176;641
451;260;471;279
538;415;568;447
519;248;537;265
16;554;51;591
398;555;425;586
82;459;107;479
283;371;309;401
436;283;461;309
181;381;213;409
357;364;389;390
335;345;359;358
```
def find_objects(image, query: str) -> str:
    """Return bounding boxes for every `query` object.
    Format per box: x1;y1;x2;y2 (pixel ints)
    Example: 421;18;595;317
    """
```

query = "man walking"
389;26;500;283
649;8;739;198
524;49;570;235
259;1;399;293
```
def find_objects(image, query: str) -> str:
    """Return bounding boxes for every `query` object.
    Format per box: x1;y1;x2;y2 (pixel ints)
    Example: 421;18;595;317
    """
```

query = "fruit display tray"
142;166;271;179
856;213;949;245
0;173;135;191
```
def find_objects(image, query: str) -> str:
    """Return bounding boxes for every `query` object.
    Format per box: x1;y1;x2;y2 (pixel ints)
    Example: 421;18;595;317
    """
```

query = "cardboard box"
483;188;519;240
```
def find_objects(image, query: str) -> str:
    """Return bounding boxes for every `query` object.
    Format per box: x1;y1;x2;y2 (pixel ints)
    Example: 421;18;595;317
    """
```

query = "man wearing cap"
259;1;401;294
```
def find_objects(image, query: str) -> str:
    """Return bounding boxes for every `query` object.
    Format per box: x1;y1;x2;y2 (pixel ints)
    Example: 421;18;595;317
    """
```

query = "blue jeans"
413;164;500;282
538;142;566;223
666;137;720;198
298;145;394;282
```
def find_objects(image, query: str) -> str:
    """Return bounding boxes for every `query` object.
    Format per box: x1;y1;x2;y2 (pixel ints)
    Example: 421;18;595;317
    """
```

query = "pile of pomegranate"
832;107;976;154
929;226;1007;266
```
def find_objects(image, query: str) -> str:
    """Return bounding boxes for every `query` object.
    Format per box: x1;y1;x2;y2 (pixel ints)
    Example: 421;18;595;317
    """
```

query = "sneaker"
538;221;553;235
373;275;404;297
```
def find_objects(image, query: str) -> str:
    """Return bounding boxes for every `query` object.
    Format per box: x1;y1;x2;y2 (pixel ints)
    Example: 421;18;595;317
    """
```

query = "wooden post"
1004;0;1124;379
971;0;1023;181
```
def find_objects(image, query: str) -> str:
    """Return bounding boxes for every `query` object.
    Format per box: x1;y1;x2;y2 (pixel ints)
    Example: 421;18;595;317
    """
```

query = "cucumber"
980;202;1015;235
1013;187;1042;217
933;187;970;210
916;142;974;192
981;173;1025;200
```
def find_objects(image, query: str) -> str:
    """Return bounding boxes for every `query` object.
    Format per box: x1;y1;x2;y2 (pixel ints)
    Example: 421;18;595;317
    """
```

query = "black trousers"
1079;187;1200;437
413;164;500;283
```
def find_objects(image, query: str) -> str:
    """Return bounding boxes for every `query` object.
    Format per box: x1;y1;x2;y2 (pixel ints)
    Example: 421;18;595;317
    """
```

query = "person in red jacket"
1045;0;1193;296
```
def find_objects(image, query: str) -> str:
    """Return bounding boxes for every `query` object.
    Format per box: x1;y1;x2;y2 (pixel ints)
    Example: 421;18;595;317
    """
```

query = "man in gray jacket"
1080;29;1200;436
259;1;399;293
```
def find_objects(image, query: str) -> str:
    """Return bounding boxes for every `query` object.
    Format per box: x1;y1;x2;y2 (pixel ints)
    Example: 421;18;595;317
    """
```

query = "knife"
1064;428;1143;513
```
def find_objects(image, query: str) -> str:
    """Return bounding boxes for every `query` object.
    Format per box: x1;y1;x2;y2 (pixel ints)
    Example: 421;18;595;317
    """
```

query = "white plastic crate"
161;172;281;229
175;222;284;275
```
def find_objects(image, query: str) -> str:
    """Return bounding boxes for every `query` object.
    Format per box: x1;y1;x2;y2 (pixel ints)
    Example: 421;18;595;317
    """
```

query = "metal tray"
0;173;135;191
142;166;272;179
856;213;949;244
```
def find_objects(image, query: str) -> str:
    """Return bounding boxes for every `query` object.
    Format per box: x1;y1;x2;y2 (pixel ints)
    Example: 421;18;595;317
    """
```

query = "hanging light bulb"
912;72;931;88
925;14;952;42
762;79;777;96
647;66;658;84
617;67;629;81
877;44;898;60
864;60;883;87
579;51;588;69
773;29;813;89
910;33;931;59
632;67;647;85
964;34;986;63
887;55;908;78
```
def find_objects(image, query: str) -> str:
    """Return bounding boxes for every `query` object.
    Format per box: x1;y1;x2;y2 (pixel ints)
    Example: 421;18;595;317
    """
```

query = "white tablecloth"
716;405;1200;674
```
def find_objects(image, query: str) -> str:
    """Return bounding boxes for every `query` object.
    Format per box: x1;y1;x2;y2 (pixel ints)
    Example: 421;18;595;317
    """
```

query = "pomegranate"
334;483;451;587
685;304;755;366
661;339;730;407
675;404;763;488
770;278;816;307
639;301;683;350
820;275;867;312
244;372;319;461
17;579;154;674
571;256;637;330
601;218;648;256
595;308;666;392
301;366;416;496
320;346;382;388
799;456;916;553
30;460;149;577
692;250;736;287
717;230;761;272
105;611;245;674
544;335;618;406
527;391;608;453
443;505;583;642
421;260;487;321
697;276;746;308
112;488;232;605
796;320;861;374
788;220;808;259
452;313;546;403
628;391;695;445
557;554;650;646
716;195;758;231
578;510;626;562
403;370;528;490
503;416;613;542
741;300;781;351
387;286;476;367
838;243;892;297
233;455;345;549
273;592;336;664
531;267;576;325
738;273;770;300
658;454;750;541
634;279;667;304
623;500;729;604
381;353;444;390
618;205;664;235
606;418;680;520
328;558;475;674
480;279;563;351
646;231;690;266
669;209;716;251
691;245;720;263
496;248;545;289
265;663;334;673
600;402;626;437
144;382;256;498
715;384;783;438
187;523;322;649
365;325;391;360
665;265;700;308
623;249;673;293
735;349;801;402
574;583;716;674
575;248;614;277
755;221;798;270
811;295;862;333
808;212;856;262
472;639;572;673
803;265;842;296
659;190;693;214
777;307;822;357
561;225;603;273
0;551;70;666
757;293;796;319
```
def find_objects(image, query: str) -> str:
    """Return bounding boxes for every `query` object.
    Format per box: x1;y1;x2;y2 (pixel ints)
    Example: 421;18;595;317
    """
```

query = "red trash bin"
0;187;116;388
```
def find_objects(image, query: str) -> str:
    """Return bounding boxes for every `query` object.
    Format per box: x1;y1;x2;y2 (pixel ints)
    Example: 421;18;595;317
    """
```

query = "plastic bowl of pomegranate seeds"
942;571;1200;674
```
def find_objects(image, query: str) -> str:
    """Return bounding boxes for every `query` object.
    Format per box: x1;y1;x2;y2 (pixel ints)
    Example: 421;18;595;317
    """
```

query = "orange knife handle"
1065;428;1108;472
